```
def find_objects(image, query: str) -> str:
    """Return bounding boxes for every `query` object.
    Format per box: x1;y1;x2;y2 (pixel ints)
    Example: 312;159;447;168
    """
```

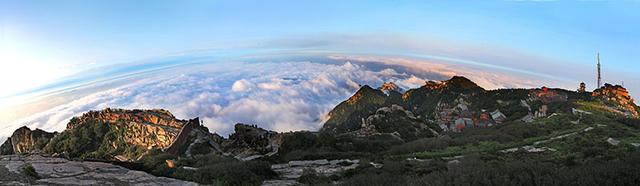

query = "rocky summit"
592;83;639;117
379;82;403;95
39;108;204;161
1;126;56;155
3;76;640;185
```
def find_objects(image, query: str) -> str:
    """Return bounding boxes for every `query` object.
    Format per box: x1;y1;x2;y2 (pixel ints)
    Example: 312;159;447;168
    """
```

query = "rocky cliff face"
0;139;12;155
68;108;191;150
593;84;639;117
379;82;403;94
43;108;204;161
0;127;56;155
67;108;185;129
221;124;281;160
7;108;283;161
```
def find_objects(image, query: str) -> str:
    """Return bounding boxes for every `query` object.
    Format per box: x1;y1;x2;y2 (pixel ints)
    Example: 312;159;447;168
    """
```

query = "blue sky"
1;0;639;97
2;0;640;142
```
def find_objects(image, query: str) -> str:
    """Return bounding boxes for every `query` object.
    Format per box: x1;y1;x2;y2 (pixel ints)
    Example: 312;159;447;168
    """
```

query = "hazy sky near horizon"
1;0;639;98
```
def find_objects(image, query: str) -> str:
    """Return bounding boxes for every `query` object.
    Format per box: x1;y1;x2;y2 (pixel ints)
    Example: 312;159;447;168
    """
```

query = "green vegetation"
335;102;640;185
386;115;580;159
323;85;389;133
298;168;332;184
142;152;276;185
21;164;39;178
337;151;640;186
44;119;147;160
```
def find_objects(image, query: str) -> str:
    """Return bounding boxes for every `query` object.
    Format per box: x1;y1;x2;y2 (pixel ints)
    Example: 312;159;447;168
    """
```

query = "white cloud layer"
1;55;561;141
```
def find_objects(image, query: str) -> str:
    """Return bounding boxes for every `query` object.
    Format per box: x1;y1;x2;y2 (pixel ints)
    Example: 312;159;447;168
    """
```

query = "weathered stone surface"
50;108;206;160
180;126;224;157
379;82;403;95
3;127;56;154
222;123;281;160
289;159;330;167
164;118;204;155
0;154;197;186
269;159;359;180
67;108;186;130
262;179;300;186
593;84;639;117
0;138;14;155
607;137;620;146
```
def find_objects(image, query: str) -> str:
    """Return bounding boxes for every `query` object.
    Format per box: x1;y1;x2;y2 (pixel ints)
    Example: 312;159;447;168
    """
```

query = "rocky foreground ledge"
0;154;196;186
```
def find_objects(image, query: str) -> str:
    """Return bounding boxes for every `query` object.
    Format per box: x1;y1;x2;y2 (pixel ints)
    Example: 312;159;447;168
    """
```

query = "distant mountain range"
2;76;640;185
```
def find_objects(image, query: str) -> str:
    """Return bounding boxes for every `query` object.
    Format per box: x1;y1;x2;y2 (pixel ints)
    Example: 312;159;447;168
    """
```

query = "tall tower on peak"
597;52;602;88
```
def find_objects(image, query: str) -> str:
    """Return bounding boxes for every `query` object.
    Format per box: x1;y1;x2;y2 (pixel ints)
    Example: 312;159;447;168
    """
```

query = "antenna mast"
597;52;601;88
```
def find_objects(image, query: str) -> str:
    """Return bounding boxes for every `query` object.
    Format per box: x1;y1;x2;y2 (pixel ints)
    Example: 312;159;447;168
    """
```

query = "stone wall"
164;118;201;155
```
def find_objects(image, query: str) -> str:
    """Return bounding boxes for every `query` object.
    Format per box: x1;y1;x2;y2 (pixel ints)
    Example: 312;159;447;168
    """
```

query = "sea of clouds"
1;55;563;141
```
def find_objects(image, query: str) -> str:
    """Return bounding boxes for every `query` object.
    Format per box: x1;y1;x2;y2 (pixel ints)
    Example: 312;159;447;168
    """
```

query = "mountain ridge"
2;75;640;185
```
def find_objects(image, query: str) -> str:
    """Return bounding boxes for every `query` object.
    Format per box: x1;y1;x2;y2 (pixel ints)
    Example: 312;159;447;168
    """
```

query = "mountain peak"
423;76;483;92
347;85;385;105
445;76;482;89
378;82;403;95
1;126;56;155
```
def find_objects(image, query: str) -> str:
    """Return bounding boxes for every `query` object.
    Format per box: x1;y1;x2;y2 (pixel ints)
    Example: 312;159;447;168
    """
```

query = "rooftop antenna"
597;52;602;88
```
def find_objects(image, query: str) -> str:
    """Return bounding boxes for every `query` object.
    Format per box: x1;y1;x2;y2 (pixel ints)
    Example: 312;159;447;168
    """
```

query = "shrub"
44;119;125;159
174;160;275;185
387;137;451;155
298;168;331;184
145;153;276;185
343;172;406;186
21;164;39;178
142;153;177;176
617;117;640;129
410;152;640;186
279;131;319;154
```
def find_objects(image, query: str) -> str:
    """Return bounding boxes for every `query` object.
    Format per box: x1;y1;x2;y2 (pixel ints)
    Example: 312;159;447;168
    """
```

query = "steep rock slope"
43;108;202;161
322;85;390;133
0;127;56;155
221;123;282;160
592;83;639;117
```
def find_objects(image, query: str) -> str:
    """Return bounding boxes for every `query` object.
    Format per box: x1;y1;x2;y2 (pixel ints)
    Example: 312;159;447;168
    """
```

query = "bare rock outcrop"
0;127;56;155
593;84;639;117
44;108;206;161
67;108;186;130
222;124;281;160
0;154;196;185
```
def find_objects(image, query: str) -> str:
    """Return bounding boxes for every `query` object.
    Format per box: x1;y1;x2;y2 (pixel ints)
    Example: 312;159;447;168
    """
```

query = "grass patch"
397;126;586;160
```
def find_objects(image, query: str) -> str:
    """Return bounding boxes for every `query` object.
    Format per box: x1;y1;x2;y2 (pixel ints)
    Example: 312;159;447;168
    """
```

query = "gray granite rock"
1;154;197;186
